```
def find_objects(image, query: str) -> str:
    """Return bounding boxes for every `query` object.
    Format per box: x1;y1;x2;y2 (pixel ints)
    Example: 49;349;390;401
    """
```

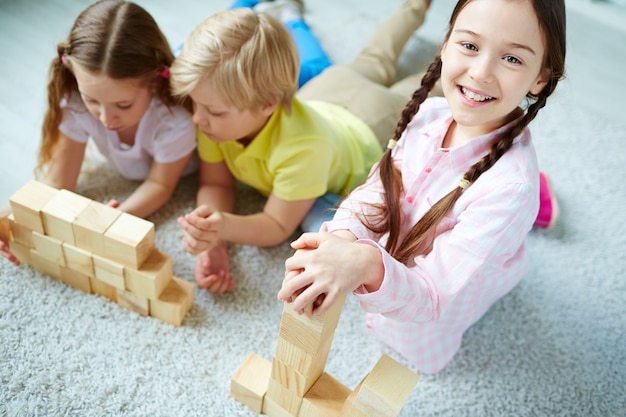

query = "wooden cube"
149;277;194;327
103;212;155;269
89;277;117;302
351;355;419;417
8;180;59;234
41;189;91;244
60;266;92;293
72;200;120;257
62;243;94;277
271;356;324;397
7;213;34;248
300;372;351;417
8;239;31;265
262;396;298;417
278;295;345;356
340;379;368;417
230;353;272;414
124;250;172;299
116;288;150;316
29;249;62;280
265;378;303;416
32;231;65;266
92;253;125;289
274;334;333;377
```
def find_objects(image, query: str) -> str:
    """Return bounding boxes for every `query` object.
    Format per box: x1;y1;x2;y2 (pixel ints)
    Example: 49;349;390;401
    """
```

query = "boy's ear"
530;68;551;95
260;101;279;116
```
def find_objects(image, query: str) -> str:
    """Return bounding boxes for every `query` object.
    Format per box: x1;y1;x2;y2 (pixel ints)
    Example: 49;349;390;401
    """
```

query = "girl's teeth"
462;87;492;102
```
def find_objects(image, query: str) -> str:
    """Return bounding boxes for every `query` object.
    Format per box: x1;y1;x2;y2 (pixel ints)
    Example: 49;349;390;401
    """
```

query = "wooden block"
116;288;150;316
8;213;34;248
262;395;298;417
103;212;154;269
271;356;324;397
32;231;65;266
8;239;31;265
300;372;351;417
62;243;94;277
230;353;272;413
60;266;92;293
41;189;91;244
351;355;419;417
72;200;121;256
149;276;194;327
279;295;345;356
29;249;62;280
92;254;125;289
265;378;303;416
89;277;117;302
8;180;59;234
124;250;172;299
340;378;368;417
275;334;333;377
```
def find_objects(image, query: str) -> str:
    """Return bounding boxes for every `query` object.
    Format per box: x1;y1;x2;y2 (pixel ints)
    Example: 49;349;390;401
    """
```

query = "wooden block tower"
7;180;194;326
231;296;420;417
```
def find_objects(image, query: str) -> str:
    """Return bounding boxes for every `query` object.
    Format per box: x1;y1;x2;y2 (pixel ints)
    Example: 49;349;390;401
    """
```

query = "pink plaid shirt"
324;97;539;373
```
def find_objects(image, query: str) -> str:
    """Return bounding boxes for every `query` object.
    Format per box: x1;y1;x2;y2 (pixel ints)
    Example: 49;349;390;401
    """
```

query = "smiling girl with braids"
278;0;566;373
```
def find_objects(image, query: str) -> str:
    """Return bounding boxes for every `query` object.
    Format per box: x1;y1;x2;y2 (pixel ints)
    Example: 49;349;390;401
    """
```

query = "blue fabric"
300;193;341;233
284;19;332;87
228;0;259;8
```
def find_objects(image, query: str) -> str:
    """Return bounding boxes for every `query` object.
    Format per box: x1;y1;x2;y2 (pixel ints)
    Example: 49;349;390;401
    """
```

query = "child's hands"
177;205;223;255
0;216;19;266
278;232;383;317
194;244;234;294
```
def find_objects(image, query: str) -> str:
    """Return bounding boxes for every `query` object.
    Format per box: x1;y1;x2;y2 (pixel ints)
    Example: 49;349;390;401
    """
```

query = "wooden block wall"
231;294;419;417
7;180;194;326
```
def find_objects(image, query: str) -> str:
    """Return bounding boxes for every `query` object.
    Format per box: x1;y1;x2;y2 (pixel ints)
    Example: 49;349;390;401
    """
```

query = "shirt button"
425;167;432;173
406;196;414;203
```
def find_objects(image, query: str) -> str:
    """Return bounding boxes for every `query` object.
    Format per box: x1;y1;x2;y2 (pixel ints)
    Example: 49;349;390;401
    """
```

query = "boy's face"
189;77;276;144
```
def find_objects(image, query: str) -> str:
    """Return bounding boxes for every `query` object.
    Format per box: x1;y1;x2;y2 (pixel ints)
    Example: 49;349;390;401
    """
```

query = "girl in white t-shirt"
0;0;197;266
37;0;197;217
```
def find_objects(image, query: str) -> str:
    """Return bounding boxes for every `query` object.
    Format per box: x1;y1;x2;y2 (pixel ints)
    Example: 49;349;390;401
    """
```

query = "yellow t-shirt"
197;97;382;201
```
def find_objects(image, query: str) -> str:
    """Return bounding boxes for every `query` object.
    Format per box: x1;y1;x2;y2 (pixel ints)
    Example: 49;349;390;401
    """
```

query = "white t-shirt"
59;93;198;180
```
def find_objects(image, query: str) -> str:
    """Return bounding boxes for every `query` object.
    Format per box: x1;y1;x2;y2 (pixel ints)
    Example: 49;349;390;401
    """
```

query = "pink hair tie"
61;55;68;66
159;66;170;79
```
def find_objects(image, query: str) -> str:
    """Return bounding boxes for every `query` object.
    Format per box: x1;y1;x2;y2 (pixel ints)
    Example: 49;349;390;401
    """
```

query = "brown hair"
37;0;191;175
364;0;566;265
170;8;299;112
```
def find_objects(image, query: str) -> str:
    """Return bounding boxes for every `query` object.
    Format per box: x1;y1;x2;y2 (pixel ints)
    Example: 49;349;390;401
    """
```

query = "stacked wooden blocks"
7;180;194;326
231;297;420;417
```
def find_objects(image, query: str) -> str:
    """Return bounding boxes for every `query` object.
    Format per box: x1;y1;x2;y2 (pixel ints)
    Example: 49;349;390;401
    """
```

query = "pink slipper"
534;171;559;229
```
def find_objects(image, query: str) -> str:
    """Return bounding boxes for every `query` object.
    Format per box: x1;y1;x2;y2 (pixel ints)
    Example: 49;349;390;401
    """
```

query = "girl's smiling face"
440;0;550;141
72;62;153;134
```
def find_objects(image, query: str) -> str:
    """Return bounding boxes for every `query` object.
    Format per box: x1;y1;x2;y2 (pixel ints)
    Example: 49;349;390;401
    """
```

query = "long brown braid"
362;0;566;265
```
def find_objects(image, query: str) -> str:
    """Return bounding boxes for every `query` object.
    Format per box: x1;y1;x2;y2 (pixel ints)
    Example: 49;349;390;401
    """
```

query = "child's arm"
116;151;194;218
180;191;316;254
0;204;19;265
41;133;87;191
278;231;384;316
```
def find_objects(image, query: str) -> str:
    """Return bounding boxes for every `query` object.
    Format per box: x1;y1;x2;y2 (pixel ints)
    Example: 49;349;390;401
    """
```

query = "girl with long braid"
279;0;566;373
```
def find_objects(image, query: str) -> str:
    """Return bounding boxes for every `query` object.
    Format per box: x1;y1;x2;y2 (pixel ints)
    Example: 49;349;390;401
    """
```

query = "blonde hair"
37;0;190;176
170;8;299;112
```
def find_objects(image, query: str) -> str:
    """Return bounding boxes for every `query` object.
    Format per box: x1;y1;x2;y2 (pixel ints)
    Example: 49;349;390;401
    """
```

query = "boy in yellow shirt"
170;0;432;294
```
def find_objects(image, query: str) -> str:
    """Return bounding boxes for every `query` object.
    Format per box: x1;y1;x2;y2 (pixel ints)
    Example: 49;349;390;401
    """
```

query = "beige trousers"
297;0;433;147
